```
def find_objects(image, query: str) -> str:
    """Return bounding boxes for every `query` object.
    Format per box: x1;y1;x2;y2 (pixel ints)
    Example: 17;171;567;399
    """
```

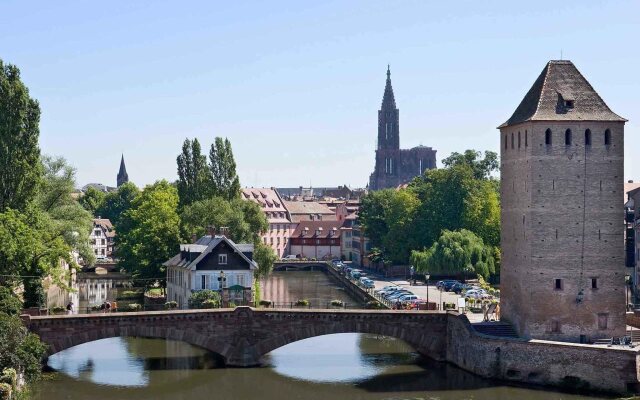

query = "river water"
33;271;610;400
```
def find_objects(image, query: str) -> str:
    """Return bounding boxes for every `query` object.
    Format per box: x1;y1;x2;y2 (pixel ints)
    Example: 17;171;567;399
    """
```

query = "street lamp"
217;270;226;307
424;272;431;309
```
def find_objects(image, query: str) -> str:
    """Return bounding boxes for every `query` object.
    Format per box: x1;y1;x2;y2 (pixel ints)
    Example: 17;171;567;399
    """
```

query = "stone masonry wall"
447;315;640;394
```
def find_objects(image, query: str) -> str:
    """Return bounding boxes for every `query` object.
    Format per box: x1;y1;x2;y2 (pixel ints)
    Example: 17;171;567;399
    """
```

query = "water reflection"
37;334;610;400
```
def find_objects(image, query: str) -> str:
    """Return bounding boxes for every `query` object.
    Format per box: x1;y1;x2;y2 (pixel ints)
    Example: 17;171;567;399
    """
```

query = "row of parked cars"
374;286;421;304
334;261;376;289
435;280;493;299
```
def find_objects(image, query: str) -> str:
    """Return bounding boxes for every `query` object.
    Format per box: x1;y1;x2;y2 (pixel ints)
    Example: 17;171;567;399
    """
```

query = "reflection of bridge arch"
24;308;450;367
272;262;327;272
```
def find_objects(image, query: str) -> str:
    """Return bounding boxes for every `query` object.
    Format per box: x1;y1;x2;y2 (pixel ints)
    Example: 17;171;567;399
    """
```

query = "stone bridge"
23;307;449;367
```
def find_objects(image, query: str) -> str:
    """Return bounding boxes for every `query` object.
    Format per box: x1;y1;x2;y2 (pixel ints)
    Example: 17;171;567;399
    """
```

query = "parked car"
397;294;420;302
282;255;299;260
451;283;474;294
375;286;401;294
464;289;491;300
362;280;375;289
436;280;458;290
386;291;413;300
443;280;461;292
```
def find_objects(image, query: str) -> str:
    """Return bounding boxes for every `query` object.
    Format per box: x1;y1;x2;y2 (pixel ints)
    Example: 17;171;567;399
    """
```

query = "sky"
1;1;638;188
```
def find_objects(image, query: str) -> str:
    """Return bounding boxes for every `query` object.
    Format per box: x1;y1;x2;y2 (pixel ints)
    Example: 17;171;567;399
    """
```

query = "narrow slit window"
554;279;563;290
604;129;611;145
591;278;598;289
511;132;514;149
518;131;521;148
505;135;508;150
545;129;552;145
585;129;592;146
565;129;572;146
525;130;528;147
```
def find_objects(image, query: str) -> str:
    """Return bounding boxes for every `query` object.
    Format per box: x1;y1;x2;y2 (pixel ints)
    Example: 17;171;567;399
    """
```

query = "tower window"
545;129;552;145
554;279;563;290
551;320;561;333
585;129;592;146
604;129;611;146
525;130;528;147
505;135;508;150
565;100;574;108
511;133;514;149
565;129;572;146
518;131;521;148
591;278;598;289
598;313;608;330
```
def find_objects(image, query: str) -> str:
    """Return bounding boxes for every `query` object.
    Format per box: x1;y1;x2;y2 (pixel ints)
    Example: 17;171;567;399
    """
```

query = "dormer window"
565;100;574;108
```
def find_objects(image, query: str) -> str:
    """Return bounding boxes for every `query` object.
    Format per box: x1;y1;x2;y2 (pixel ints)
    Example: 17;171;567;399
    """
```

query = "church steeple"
377;66;399;150
117;154;129;188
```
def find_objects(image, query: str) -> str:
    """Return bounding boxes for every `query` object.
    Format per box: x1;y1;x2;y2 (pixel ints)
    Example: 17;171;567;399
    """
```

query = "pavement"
366;272;486;322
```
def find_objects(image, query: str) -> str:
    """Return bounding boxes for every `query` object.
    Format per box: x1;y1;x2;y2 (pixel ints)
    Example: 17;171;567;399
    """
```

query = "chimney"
219;226;229;236
191;233;197;243
207;226;216;236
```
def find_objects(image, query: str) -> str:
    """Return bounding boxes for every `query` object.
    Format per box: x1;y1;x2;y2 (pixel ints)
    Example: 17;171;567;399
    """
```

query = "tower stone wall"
499;60;627;342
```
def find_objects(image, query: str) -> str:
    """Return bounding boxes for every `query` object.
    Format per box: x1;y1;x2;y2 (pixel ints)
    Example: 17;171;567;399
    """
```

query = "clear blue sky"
1;1;638;188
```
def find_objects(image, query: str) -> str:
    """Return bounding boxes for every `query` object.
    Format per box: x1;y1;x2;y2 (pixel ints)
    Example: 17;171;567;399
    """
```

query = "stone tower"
369;67;436;189
499;60;627;342
117;154;129;188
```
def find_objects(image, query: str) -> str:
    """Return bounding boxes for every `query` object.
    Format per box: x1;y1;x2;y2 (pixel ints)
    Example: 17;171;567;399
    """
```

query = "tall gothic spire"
117;154;129;188
381;65;396;109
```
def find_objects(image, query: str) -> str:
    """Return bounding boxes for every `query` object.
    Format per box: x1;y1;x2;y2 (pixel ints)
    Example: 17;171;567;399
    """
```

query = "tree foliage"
209;137;241;201
410;229;495;279
360;149;500;274
0;60;42;212
176;138;210;208
96;182;139;226
441;150;498;180
79;186;106;215
116;181;181;284
253;242;276;281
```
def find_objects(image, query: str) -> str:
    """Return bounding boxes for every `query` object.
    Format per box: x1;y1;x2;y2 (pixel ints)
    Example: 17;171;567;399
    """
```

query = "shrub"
0;287;22;316
118;290;143;300
259;300;272;307
0;368;16;388
128;303;142;312
164;301;178;310
188;290;221;309
228;302;237;308
0;383;11;400
90;304;102;311
51;306;66;314
201;299;219;309
365;301;385;309
294;299;309;307
330;299;344;307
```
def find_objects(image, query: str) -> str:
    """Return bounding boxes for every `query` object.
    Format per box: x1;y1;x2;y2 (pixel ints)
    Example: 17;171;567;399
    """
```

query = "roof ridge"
530;61;552;121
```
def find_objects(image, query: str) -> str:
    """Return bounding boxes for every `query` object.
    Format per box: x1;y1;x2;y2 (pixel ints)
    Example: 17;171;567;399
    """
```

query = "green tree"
411;229;495;279
176;138;211;208
0;60;42;212
0;157;93;307
209;137;241;201
441;150;498;180
96;181;139;226
116;180;181;285
253;242;276;281
79;186;106;216
0;287;22;316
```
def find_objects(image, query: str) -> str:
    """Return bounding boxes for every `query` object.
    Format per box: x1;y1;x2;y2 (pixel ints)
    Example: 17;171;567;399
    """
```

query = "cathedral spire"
382;65;396;109
117;154;129;188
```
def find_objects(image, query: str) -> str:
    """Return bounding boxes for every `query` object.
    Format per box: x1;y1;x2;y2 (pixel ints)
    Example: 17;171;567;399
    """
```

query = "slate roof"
500;60;626;128
291;220;343;239
163;235;257;271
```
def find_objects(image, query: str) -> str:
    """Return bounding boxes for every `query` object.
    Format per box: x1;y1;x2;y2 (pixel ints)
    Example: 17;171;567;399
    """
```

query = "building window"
201;275;206;290
525;130;528;147
554;279;563;290
101;249;105;255
565;129;572;146
518;131;521;148
504;135;508;150
604;129;611;145
219;254;227;265
545;129;552;145
510;132;514;149
565;100;574;108
585;129;591;146
598;313;608;330
591;278;598;289
551;320;561;333
94;229;101;236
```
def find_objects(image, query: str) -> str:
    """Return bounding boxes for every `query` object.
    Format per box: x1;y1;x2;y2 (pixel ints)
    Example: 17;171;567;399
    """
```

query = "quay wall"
447;314;640;394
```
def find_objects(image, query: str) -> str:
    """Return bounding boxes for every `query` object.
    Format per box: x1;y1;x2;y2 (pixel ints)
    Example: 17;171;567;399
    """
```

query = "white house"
164;235;256;309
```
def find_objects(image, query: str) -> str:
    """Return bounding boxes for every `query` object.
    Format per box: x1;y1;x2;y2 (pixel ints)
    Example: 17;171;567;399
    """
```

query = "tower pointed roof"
117;154;129;187
500;60;626;128
381;65;396;109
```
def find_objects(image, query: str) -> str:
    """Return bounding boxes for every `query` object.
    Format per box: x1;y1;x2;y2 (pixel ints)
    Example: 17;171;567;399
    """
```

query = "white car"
396;294;420;303
464;289;491;299
282;255;299;260
376;286;400;294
